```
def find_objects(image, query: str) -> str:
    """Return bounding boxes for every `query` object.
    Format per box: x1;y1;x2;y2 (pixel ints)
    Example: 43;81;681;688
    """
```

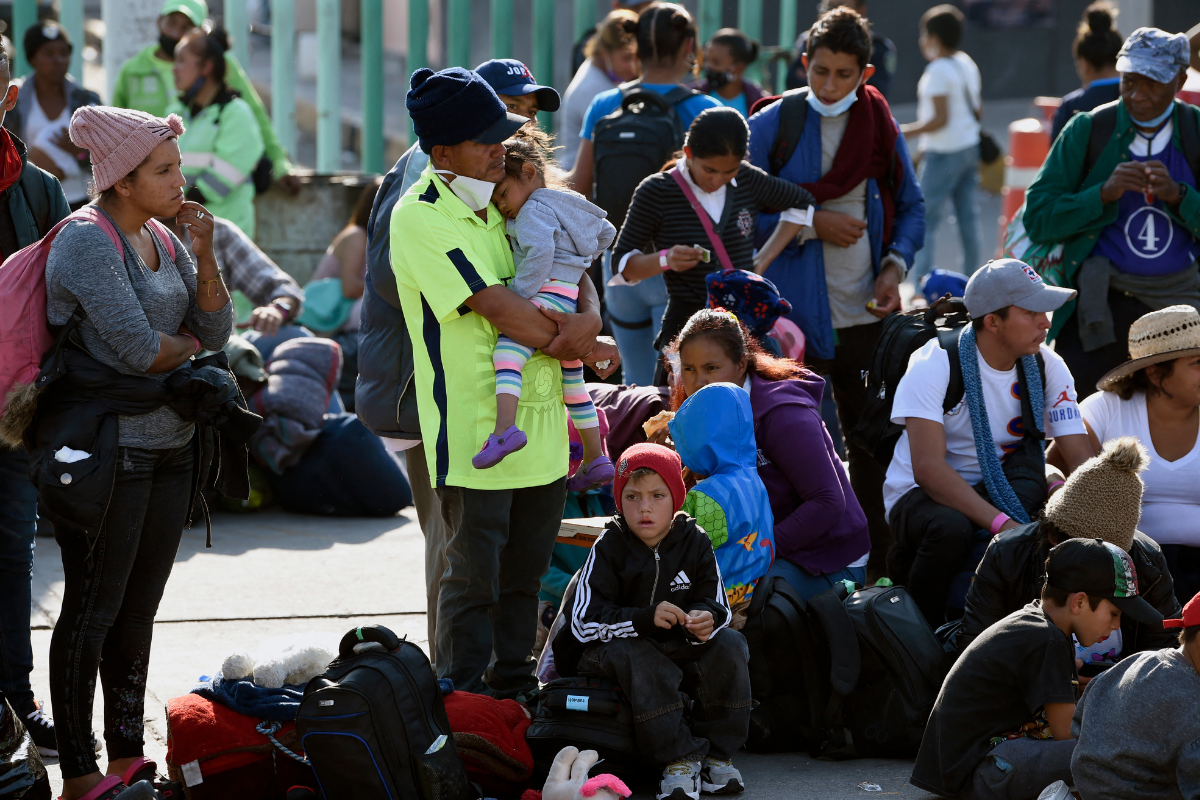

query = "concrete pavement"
29;508;936;799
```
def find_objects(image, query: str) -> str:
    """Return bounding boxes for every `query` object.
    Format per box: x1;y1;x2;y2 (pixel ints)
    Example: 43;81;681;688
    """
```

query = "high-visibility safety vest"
112;44;292;179
176;97;264;238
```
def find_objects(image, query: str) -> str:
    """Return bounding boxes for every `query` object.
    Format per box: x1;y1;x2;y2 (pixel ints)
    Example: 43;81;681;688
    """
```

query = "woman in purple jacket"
664;309;870;597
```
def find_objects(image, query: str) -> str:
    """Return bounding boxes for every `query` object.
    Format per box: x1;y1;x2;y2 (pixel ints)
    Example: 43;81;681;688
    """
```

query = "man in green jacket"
1024;27;1200;397
111;0;296;189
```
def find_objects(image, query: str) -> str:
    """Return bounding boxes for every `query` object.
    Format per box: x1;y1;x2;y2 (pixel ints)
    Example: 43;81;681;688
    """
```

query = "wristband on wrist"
659;249;669;270
183;332;201;356
989;512;1011;536
271;299;294;320
1048;480;1065;493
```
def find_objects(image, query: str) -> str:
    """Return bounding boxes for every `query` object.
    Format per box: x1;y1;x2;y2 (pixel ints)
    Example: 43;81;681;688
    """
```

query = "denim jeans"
966;737;1075;800
602;252;668;387
577;628;752;765
0;448;38;712
434;478;566;698
912;144;982;282
49;442;193;778
766;557;865;601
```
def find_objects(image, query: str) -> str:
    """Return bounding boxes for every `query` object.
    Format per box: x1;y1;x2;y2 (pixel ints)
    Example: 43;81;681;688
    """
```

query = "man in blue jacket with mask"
748;6;924;581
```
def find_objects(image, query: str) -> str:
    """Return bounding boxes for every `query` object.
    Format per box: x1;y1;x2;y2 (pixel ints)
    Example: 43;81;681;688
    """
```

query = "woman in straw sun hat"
1050;305;1200;607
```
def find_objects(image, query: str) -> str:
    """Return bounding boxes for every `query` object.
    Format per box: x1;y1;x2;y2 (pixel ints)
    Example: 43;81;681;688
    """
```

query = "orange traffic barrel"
999;117;1051;236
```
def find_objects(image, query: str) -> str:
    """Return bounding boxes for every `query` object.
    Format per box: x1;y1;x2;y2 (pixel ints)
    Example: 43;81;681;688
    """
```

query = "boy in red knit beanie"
552;443;751;800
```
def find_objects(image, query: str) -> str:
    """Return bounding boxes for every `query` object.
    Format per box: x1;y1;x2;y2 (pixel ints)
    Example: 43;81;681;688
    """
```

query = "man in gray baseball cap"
1023;25;1200;400
882;258;1095;627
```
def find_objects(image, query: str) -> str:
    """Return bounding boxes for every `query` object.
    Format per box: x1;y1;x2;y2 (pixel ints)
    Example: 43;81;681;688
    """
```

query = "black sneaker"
17;700;57;757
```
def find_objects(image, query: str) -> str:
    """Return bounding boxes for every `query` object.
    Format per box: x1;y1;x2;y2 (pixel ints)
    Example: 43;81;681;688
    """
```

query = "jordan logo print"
670;571;691;592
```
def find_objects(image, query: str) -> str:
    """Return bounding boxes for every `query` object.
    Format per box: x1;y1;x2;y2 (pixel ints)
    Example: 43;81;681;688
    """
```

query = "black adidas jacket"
553;513;732;677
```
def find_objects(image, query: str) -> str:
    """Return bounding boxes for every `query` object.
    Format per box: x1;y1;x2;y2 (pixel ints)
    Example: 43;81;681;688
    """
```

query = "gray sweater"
1072;648;1200;800
45;209;233;448
507;187;615;298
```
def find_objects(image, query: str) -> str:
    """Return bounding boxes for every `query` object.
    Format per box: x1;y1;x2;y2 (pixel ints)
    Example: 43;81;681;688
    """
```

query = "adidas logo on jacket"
552;513;732;677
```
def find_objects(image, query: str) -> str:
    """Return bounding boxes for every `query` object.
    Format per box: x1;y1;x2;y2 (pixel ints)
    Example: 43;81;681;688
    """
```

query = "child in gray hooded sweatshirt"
473;128;617;492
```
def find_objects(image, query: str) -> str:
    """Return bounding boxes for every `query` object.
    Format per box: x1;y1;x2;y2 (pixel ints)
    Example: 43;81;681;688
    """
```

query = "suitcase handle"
339;624;401;657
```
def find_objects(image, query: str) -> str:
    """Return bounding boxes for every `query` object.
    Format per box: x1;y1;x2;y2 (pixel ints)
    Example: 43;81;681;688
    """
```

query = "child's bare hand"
654;601;688;630
685;610;714;641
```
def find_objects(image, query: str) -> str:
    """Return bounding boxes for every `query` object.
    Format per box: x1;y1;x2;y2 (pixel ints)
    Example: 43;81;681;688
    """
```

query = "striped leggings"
494;279;599;430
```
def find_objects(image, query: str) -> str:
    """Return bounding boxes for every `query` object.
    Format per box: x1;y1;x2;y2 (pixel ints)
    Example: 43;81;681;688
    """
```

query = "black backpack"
741;575;859;754
847;297;972;467
839;585;949;758
296;625;476;800
525;676;649;783
591;81;697;229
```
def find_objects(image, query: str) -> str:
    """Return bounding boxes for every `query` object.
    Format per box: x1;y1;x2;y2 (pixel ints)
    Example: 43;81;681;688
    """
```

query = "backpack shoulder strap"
18;163;51;237
805;586;860;698
937;327;965;414
1015;352;1048;443
145;218;178;260
1084;103;1119;178
68;205;123;253
769;88;810;177
661;85;699;107
1176;102;1200;185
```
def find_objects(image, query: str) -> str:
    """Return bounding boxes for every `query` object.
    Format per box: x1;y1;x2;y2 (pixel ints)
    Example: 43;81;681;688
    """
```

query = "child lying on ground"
552;443;749;800
669;380;774;622
1065;589;1200;800
474;128;616;492
910;538;1163;800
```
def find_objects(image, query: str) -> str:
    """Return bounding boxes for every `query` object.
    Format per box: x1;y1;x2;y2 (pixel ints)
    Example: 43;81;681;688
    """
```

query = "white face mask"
806;77;863;118
432;169;497;212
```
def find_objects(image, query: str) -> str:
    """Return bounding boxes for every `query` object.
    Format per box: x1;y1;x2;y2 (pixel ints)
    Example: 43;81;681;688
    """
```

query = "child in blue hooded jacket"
670;382;775;616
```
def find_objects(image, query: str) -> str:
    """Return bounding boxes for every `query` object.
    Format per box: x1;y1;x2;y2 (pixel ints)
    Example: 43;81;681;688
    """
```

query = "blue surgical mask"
806;80;862;118
1129;102;1174;130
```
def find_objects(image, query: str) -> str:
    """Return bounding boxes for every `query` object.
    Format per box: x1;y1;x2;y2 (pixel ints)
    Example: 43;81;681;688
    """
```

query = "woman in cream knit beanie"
1044;436;1148;552
68;105;185;192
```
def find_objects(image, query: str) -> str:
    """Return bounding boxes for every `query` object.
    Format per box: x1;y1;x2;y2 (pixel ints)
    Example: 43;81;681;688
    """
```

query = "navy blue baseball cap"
474;59;561;112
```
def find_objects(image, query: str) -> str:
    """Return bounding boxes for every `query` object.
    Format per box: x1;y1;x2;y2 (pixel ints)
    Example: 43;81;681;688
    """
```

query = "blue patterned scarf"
957;326;1044;524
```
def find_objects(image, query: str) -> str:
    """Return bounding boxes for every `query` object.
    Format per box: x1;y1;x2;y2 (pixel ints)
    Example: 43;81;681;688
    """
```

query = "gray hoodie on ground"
1071;647;1200;800
508;187;616;299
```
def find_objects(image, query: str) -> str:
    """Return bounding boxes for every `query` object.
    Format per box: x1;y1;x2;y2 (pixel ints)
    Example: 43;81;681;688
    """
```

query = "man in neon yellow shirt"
111;0;295;187
392;66;619;698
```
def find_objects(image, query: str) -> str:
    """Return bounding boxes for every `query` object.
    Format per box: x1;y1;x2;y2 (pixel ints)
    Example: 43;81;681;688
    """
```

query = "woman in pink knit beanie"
45;105;233;800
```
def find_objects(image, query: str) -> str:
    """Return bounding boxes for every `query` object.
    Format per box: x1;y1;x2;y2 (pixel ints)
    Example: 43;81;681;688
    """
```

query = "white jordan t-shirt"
883;339;1086;514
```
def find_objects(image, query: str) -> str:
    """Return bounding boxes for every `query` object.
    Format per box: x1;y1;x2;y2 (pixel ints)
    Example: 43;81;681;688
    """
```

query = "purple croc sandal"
567;455;615;492
472;426;528;469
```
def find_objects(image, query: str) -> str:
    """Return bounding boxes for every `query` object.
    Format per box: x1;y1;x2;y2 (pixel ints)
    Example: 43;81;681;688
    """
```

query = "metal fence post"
225;0;250;71
12;0;36;77
491;0;513;59
779;0;798;52
738;0;763;85
361;0;383;173
61;0;84;81
447;0;471;67
408;0;428;142
316;0;341;172
271;0;296;158
698;0;721;46
574;0;594;42
531;0;554;131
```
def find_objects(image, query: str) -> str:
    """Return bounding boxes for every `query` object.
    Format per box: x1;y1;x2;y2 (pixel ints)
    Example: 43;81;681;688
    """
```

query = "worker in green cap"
111;0;298;192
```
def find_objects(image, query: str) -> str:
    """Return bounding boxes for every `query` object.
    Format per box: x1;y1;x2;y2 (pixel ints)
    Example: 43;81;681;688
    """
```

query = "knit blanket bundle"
249;337;342;474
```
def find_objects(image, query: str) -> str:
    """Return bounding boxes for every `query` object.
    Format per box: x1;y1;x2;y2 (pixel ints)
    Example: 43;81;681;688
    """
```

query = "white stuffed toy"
220;631;340;688
541;747;631;800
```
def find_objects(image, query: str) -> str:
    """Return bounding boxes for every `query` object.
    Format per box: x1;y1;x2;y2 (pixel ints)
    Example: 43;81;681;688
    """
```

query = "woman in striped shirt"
612;107;816;383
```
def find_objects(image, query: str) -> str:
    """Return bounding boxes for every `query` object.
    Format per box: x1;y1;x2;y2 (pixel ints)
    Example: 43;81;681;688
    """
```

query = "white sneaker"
658;758;701;800
1038;780;1071;800
700;757;744;794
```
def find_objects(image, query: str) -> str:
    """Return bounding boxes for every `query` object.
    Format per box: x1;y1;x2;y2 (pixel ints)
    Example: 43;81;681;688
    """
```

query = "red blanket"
166;693;299;776
444;691;534;794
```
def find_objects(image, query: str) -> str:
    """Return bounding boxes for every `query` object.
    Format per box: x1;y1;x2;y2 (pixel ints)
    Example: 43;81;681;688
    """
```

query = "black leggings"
1162;544;1200;610
49;442;193;779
